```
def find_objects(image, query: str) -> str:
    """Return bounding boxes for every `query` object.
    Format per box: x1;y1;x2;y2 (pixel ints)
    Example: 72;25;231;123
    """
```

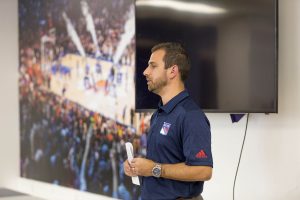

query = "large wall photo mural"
19;0;150;199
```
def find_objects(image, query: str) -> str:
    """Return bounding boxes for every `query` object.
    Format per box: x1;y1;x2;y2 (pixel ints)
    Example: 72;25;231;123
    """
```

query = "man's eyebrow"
148;61;156;65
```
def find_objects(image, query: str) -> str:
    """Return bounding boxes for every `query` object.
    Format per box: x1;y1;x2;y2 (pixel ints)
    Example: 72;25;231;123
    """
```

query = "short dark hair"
151;42;190;81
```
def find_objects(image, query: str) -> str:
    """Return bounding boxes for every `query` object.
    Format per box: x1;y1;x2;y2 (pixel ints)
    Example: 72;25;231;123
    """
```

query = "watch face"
153;167;161;177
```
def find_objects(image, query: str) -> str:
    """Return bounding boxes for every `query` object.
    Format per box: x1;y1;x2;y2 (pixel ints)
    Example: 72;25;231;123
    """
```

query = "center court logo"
160;122;171;135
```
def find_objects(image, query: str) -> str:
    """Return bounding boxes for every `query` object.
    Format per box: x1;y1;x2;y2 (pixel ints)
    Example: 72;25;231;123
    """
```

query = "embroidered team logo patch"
160;122;171;135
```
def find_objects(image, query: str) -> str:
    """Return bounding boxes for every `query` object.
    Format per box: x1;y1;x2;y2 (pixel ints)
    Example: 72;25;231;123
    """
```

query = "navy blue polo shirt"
141;90;213;200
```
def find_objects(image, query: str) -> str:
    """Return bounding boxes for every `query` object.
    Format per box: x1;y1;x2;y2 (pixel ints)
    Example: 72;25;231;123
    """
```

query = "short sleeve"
182;110;213;167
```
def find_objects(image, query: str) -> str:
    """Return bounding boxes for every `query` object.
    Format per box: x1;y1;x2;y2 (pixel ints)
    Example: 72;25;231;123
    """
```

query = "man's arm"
130;158;212;182
162;162;212;181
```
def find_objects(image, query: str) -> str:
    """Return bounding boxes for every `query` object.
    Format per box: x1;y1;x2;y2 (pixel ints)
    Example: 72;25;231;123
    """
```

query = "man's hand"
123;159;136;177
130;158;155;177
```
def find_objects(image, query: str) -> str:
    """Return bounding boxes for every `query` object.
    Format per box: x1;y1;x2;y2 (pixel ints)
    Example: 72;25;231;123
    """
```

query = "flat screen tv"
135;0;278;113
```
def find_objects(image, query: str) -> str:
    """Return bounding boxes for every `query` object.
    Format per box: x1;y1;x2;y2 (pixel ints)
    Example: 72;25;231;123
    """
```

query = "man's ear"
169;65;179;79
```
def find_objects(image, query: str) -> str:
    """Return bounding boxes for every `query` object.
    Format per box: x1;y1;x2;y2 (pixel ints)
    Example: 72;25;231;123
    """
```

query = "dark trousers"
177;194;204;200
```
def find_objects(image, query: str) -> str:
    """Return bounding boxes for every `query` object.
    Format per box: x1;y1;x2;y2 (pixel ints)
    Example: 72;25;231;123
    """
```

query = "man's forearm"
161;162;212;182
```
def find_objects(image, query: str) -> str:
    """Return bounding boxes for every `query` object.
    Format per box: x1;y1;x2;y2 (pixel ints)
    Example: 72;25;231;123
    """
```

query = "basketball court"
48;54;135;126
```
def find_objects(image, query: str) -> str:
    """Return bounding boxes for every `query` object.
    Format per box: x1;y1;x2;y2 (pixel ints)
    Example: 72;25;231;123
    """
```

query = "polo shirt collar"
158;90;189;113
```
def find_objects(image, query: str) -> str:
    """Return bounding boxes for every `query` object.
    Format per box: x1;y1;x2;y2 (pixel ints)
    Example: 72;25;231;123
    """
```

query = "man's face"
143;49;168;94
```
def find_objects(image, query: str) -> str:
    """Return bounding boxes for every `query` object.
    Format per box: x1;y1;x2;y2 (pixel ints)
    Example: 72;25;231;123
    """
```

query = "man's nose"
143;66;149;76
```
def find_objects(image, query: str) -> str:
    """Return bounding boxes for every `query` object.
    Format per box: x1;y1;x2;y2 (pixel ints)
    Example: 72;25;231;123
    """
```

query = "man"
124;42;213;200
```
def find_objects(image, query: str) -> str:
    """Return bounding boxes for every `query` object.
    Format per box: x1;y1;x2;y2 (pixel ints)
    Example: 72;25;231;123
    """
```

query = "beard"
147;76;168;94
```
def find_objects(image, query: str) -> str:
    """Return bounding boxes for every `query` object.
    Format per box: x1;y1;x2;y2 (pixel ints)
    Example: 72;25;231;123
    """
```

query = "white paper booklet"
125;142;140;185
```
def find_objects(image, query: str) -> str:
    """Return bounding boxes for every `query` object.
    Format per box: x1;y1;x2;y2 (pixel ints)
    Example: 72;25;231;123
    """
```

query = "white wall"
0;0;19;187
1;0;300;200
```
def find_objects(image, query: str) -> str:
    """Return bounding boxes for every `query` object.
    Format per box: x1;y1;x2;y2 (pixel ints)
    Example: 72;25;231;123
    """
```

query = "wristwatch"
152;163;162;178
